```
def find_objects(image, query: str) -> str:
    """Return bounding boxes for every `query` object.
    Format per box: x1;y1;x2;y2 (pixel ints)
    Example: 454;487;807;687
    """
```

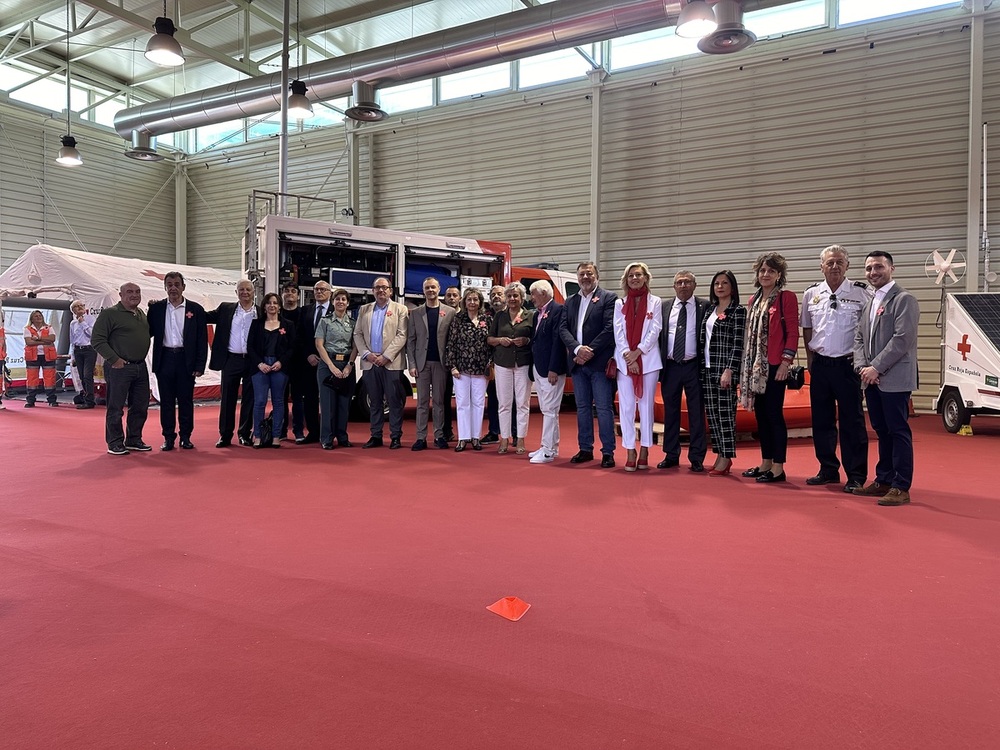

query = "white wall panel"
185;128;351;270
599;21;975;404
0;104;176;272
368;87;593;268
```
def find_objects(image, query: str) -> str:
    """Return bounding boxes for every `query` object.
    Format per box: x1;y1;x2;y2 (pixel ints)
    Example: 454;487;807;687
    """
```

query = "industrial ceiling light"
345;81;388;122
56;0;81;167
675;0;717;39
697;0;757;54
144;1;185;67
56;135;83;166
287;80;314;120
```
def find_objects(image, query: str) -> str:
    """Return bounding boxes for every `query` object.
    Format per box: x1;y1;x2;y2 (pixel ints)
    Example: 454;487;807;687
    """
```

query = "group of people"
12;244;919;507
610;245;918;506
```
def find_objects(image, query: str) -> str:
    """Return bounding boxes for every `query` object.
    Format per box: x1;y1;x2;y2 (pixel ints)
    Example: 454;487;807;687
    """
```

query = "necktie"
315;305;324;329
673;301;687;362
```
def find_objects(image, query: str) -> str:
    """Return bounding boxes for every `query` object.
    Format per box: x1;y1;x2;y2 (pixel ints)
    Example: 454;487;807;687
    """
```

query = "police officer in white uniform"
800;244;874;493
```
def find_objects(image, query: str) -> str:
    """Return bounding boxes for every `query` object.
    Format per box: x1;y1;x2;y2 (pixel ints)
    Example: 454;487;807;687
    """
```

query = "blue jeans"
571;365;616;456
251;357;288;439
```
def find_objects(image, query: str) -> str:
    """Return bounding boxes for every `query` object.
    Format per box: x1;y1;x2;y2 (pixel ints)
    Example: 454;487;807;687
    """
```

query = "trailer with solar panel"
933;292;1000;432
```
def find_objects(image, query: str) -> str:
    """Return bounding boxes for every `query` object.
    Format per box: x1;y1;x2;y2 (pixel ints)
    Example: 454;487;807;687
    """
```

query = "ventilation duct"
697;0;757;54
345;81;388;122
115;0;795;140
124;131;164;161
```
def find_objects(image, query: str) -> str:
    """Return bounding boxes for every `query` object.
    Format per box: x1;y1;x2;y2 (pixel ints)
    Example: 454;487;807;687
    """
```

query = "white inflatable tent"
0;244;243;399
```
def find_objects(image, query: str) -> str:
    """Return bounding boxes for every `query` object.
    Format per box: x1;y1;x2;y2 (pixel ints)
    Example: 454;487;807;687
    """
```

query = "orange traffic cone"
487;596;531;622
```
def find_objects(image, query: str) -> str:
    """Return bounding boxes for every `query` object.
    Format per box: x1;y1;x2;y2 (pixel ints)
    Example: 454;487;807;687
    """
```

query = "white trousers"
454;374;488;440
495;364;530;440
534;369;566;453
617;369;660;448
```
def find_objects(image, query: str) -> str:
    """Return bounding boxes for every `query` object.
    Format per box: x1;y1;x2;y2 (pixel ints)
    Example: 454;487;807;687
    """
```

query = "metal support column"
587;67;609;266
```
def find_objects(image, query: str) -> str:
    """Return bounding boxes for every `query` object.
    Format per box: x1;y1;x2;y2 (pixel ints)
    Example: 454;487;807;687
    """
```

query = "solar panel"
953;293;1000;351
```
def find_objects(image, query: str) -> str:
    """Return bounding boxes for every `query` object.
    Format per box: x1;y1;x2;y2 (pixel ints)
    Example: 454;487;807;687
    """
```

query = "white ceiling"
0;0;551;105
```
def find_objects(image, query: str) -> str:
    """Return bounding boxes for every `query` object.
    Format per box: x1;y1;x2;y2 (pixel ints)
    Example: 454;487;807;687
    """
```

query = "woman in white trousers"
613;262;663;472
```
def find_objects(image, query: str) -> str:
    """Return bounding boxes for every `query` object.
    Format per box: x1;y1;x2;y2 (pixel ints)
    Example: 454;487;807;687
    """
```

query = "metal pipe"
115;0;796;139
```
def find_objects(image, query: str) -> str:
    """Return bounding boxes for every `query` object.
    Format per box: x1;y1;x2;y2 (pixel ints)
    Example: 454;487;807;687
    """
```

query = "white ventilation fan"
925;248;967;285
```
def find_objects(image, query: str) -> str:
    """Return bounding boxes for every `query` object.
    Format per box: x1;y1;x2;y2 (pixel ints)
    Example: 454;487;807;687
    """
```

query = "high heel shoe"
455;440;467;453
637;449;649;470
624;449;638;473
472;439;482;451
498;438;509;454
515;438;526;455
709;459;732;477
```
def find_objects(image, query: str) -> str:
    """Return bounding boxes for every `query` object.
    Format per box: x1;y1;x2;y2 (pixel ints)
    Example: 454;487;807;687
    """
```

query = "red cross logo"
957;334;972;361
141;269;166;281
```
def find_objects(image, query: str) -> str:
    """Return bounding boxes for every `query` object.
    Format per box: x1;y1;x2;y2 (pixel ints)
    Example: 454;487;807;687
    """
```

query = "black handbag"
323;372;355;394
259;413;274;447
777;291;804;390
786;365;805;390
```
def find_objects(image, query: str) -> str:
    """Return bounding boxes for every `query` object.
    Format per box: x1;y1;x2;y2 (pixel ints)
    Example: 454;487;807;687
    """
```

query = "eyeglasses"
373;285;390;292
829;293;838;310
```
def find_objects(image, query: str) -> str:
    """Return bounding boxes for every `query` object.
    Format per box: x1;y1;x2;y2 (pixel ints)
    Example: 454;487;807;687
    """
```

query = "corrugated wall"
185;130;351;270
599;20;976;405
0;105;176;269
368;88;593;266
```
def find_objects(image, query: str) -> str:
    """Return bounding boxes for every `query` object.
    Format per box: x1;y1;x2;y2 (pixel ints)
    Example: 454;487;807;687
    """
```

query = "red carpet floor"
1;401;998;749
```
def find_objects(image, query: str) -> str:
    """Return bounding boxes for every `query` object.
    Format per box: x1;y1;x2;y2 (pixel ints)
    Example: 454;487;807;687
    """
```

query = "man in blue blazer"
528;280;567;464
147;272;208;451
558;262;618;468
852;251;920;506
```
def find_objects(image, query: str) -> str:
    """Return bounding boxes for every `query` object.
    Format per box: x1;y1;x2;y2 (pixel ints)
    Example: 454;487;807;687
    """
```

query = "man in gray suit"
407;277;456;450
852;251;919;506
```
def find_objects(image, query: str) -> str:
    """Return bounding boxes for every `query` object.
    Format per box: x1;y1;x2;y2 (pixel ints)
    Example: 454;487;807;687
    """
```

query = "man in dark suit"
207;279;257;447
147;272;208;451
558;262;618;468
657;270;709;472
852;251;920;506
528;280;567;464
292;281;331;444
406;277;456;450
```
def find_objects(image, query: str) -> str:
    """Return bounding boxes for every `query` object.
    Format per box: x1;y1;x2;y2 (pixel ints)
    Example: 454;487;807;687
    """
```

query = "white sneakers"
529;450;556;464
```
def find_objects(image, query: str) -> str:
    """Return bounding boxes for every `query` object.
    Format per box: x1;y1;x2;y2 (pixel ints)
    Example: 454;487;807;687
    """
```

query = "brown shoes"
878;488;911;506
852;481;891;497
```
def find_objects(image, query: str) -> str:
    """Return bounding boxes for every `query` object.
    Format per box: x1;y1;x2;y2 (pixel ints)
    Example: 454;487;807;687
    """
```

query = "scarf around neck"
624;286;648;398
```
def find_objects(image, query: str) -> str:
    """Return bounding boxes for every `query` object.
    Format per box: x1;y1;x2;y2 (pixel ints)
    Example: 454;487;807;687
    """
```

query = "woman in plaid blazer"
700;270;746;476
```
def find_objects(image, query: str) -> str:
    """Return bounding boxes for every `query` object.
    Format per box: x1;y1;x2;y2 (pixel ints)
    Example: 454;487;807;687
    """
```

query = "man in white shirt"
207;280;257;447
148;272;208;451
657;271;708;472
801;245;873;493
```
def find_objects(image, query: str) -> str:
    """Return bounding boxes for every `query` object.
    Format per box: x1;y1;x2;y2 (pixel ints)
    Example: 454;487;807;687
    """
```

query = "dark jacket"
531;300;568;377
247;317;297;372
147;299;208;376
206;302;255;372
558;287;617;373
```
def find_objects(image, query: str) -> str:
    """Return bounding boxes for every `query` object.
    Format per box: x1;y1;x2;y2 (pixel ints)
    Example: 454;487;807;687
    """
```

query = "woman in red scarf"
613;263;663;472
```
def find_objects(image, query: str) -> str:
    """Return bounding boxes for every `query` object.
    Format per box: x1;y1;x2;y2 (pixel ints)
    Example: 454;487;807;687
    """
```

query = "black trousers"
105;362;149;448
753;364;788;463
809;354;868;483
157;349;196;441
363;366;405;439
219;354;253;441
659;358;707;463
291;361;320;439
74;346;97;406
